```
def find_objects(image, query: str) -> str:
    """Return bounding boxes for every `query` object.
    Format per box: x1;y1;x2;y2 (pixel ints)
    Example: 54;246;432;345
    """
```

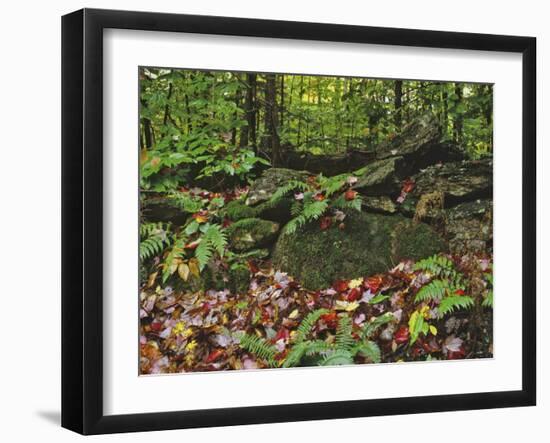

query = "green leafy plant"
263;172;363;235
139;222;172;262
238;310;393;368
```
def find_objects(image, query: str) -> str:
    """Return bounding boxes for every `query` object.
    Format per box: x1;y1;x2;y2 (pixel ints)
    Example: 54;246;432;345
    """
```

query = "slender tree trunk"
264;74;282;166
394;80;403;128
297;76;304;147
453;83;463;144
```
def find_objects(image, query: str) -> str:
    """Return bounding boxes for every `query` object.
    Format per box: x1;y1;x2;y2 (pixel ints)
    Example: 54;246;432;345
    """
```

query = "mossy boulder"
225;200;258;221
412;158;492;204
353;157;407;196
226;218;280;251
445;199;493;254
246;168;309;206
272;211;447;290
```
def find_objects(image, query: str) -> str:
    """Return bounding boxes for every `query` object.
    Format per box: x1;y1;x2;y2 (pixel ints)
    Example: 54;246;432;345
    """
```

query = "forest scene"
139;67;493;374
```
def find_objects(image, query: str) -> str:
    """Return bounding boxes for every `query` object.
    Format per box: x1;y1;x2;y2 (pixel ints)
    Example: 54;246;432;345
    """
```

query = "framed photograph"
62;8;536;435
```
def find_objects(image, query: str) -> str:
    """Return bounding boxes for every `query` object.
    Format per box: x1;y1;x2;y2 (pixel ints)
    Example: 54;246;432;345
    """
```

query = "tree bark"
264;74;282;166
394;80;403;128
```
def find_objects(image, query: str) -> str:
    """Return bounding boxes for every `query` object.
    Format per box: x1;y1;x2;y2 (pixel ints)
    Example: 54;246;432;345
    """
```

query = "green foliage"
240;311;387;368
294;309;329;343
238;333;278;368
414;279;450;303
438;295;475;316
195;224;228;271
139;222;171;262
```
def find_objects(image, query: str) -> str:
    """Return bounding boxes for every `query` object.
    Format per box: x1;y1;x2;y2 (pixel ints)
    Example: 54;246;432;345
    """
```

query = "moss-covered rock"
272;211;446;290
226;218;280;251
353;157;407;196
225;199;258;221
246;168;309;206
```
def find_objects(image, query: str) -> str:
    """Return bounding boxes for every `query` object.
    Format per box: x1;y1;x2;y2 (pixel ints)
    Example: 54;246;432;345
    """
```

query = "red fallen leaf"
150;320;162;332
333;280;349;293
313;192;326;201
344;189;357;201
321;311;338;329
320;216;332;230
222;217;232;228
179;186;189;193
402;178;415;193
261;309;271;322
184;240;200;250
201;302;211;314
447;347;466;360
274;349;288;361
205;349;224;363
364;275;383;293
199;191;210;199
247;260;259;274
347;288;361;302
454;289;466;296
274;328;290;342
394;326;410;344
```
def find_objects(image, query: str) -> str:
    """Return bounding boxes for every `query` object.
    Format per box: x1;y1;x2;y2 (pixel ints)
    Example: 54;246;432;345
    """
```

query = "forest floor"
140;251;493;374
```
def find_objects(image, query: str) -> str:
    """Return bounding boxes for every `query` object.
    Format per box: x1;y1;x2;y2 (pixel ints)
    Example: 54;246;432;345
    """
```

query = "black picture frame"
62;8;536;435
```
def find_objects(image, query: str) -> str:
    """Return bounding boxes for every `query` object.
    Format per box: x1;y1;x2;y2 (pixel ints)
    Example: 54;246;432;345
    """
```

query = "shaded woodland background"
139;68;492;191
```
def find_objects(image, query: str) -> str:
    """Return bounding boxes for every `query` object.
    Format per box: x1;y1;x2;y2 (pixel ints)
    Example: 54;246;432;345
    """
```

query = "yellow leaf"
172;321;185;336
147;271;158;288
335;300;360;311
185;340;197;352
188;259;200;277
348;278;363;289
288;309;299;319
140;149;149;165
429;325;438;336
178;263;190;281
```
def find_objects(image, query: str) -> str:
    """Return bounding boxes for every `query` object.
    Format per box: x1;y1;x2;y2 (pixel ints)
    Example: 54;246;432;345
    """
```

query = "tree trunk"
453;83;463;144
264;74;282;167
394;80;403;128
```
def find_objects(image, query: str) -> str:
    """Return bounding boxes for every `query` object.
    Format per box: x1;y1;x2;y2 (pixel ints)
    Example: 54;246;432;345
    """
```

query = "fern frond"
335;315;354;353
295;309;329;343
239;334;278;368
282;342;308;368
140;223;172;262
303;200;329;220
361;312;394;339
168;191;204;213
331;194;362;212
194;224;228;270
320;350;354;366
413;254;455;278
482;290;493;308
264;180;308;210
437;295;474;317
352;340;381;363
414;279;449;303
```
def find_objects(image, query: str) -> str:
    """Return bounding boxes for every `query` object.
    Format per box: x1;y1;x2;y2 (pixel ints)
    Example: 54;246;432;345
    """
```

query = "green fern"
438;295;475;317
361;312;394;339
295;309;329;343
413;254;454;276
320;350;354;366
140;222;171;262
168;191;204;213
482;290;493;308
284;200;329;234
351;340;381;363
194;224;228;270
414;279;450;303
239;333;278;368
331;194;363;212
335;315;355;352
162;235;187;283
263;180;308;211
